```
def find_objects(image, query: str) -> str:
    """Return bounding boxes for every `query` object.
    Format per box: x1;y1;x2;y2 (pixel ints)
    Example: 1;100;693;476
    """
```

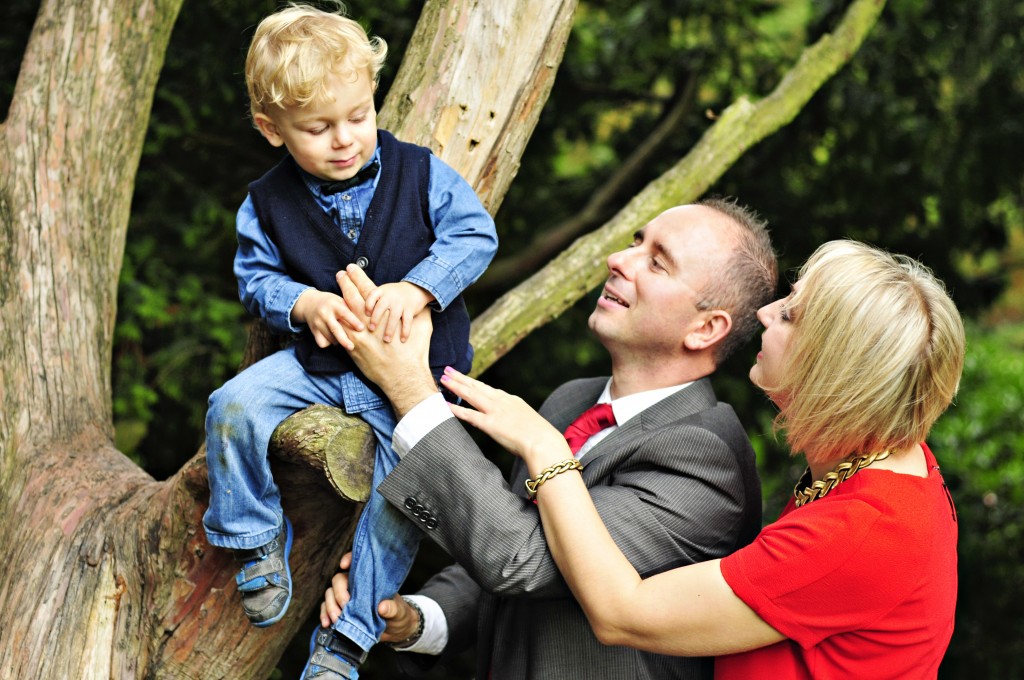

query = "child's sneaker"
301;627;364;679
233;517;293;627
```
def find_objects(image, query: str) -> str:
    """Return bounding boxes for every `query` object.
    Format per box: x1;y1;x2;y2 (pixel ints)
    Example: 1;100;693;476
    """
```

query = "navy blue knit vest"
248;130;471;377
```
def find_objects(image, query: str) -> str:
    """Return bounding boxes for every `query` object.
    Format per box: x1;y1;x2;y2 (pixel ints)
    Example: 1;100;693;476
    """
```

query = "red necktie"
563;403;616;456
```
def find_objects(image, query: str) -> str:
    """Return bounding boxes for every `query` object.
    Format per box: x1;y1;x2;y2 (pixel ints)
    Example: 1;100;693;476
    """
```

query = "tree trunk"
1;2;185;677
0;0;577;677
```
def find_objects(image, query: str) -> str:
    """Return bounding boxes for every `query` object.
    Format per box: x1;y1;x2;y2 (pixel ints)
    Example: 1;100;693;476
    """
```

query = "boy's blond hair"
771;240;965;466
245;3;387;120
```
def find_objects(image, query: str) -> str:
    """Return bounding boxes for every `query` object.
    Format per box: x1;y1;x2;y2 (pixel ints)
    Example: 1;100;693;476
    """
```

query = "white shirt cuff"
393;594;449;655
391;392;455;457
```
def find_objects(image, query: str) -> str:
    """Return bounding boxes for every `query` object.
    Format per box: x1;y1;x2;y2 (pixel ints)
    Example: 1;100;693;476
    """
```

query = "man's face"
254;68;378;182
588;205;735;361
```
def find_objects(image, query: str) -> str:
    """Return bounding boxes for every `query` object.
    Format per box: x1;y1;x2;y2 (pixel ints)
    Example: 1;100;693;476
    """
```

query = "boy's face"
254;68;378;183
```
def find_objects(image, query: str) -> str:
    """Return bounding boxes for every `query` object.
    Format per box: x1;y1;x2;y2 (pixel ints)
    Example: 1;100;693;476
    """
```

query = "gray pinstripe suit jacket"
378;376;762;680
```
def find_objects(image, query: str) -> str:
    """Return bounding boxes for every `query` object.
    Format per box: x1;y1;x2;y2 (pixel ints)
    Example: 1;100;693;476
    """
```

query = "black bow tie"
321;160;380;195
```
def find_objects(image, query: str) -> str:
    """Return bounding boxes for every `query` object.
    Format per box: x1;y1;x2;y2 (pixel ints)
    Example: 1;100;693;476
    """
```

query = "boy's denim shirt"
233;142;498;413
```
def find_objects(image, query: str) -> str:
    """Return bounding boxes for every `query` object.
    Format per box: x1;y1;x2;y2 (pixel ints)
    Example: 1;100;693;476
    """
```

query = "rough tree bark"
0;0;576;677
0;0;885;677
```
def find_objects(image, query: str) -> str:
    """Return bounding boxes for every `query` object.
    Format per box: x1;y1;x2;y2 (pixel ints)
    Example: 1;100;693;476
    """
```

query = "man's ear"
253;113;285;147
683;310;732;352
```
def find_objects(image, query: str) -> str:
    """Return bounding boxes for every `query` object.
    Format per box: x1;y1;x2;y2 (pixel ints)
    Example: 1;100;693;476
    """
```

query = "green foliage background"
2;0;1022;677
931;324;1024;674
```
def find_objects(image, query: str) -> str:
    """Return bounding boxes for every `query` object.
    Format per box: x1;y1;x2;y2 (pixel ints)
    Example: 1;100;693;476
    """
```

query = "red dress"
717;443;957;680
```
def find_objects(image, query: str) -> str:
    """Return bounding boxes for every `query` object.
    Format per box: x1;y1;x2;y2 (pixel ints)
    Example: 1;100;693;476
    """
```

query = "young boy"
201;5;498;679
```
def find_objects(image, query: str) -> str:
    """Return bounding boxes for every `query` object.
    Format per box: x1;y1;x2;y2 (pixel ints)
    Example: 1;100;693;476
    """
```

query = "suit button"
355;256;369;268
425;518;438;530
404;497;417;510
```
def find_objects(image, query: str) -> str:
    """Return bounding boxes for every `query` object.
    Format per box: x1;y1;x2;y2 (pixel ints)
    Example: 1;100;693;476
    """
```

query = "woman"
441;240;965;679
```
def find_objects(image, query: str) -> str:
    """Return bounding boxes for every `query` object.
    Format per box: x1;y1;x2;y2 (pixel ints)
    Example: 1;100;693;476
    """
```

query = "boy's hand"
364;282;433;343
291;289;364;350
336;267;437;418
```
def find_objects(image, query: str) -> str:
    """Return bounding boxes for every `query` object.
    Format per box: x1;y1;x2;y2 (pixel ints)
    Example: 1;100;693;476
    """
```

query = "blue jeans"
202;346;422;651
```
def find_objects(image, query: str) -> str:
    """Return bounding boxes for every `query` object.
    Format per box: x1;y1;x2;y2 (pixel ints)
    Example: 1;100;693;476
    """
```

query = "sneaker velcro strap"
237;556;286;587
235;536;280;562
309;649;357;678
315;629;335;648
317;629;353;654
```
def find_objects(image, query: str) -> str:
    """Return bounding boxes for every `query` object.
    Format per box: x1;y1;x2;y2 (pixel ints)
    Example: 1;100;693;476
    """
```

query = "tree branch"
476;67;702;292
380;0;579;214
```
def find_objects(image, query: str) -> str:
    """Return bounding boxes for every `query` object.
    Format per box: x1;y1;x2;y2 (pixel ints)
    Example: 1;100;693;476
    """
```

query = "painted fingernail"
443;366;455;375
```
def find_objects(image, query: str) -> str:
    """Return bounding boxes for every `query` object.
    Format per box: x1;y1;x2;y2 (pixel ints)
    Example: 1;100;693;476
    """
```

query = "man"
327;199;777;679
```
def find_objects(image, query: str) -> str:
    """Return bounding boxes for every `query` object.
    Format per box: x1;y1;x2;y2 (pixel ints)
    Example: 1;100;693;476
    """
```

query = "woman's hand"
440;367;571;467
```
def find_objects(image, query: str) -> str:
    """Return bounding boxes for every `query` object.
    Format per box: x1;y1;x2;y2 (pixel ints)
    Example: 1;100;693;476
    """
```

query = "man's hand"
319;553;422;644
365;281;434;343
291;289;365;349
335;265;439;417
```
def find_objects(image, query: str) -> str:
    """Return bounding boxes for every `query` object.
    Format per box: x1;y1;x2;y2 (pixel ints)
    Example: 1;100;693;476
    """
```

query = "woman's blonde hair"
245;3;387;120
773;240;965;466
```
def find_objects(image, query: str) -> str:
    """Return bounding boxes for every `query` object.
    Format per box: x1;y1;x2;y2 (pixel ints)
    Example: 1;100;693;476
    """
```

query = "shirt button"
347;230;356;239
356;256;369;268
342;194;352;201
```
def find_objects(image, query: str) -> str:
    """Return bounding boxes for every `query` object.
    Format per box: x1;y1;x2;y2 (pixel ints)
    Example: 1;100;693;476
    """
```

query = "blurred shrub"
926;323;1024;677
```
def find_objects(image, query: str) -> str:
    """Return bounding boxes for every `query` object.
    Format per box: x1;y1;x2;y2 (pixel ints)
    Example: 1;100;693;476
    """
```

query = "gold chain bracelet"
525;459;583;499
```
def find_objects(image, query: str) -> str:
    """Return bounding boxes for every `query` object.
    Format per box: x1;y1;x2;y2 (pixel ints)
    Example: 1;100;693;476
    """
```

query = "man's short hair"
773;240;966;466
245;3;387;121
694;197;778;364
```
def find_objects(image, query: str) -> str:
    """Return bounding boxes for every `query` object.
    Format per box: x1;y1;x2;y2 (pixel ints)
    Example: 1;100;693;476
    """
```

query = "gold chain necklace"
793;449;894;507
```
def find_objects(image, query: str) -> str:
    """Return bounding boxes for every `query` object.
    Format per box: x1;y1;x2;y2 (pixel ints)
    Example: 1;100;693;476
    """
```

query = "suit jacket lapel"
543;377;608;433
514;377;718;490
580;377;717;465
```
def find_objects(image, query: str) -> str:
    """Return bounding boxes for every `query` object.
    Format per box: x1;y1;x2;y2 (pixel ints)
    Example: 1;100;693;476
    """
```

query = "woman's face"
750;286;798;404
